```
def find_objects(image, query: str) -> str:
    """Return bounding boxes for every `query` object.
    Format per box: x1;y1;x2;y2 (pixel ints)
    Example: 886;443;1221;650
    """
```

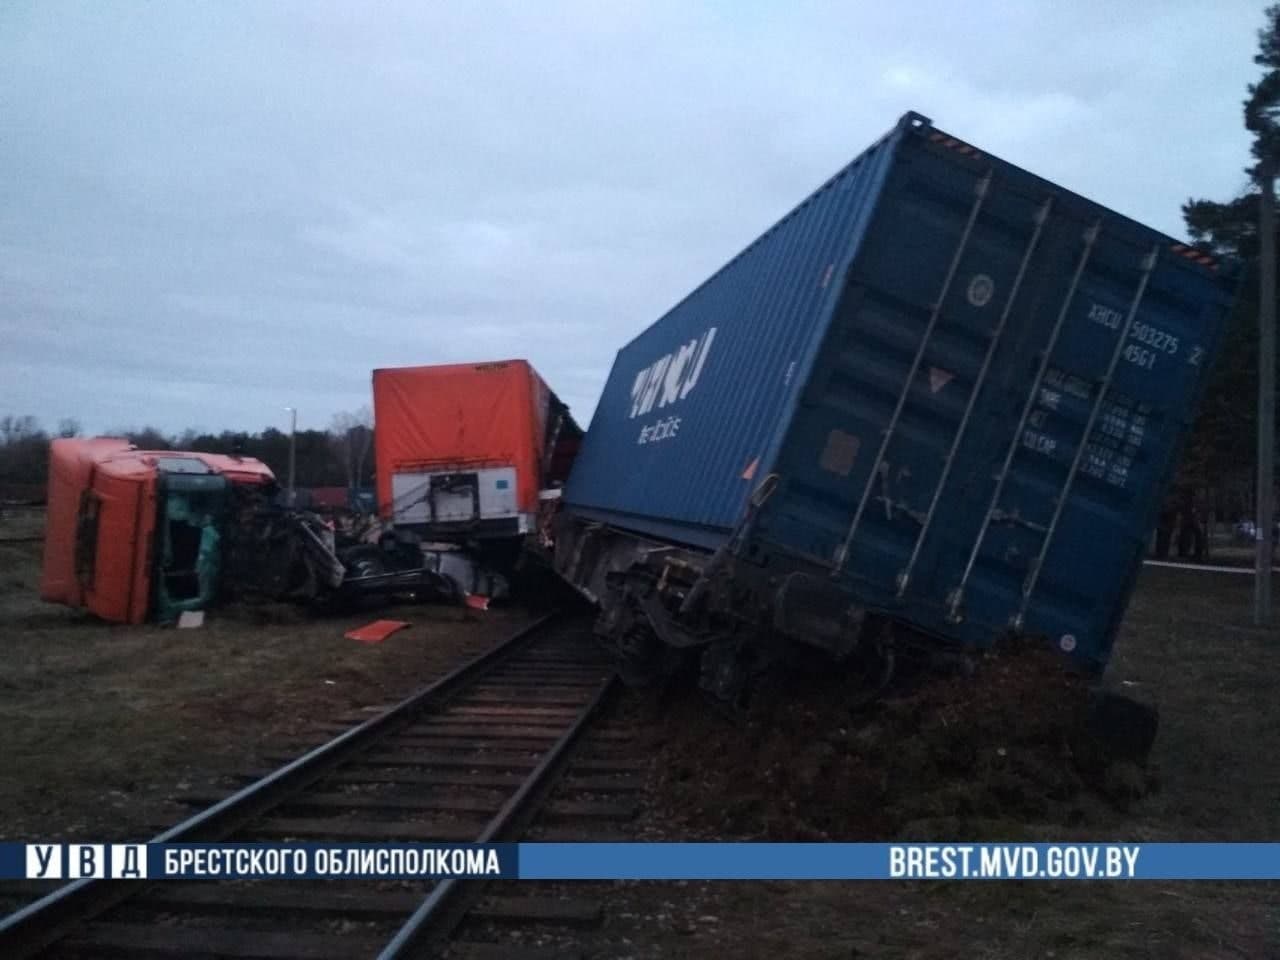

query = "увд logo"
628;327;717;419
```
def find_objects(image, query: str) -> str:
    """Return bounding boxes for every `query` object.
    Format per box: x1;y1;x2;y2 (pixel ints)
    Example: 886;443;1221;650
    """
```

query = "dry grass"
0;509;534;841
1110;567;1280;843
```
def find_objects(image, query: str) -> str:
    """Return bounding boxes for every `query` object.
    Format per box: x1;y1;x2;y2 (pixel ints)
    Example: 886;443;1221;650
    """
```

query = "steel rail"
376;672;619;959
0;611;562;959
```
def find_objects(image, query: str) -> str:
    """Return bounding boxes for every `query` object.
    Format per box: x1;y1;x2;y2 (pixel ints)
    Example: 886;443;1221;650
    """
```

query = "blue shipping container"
564;111;1237;669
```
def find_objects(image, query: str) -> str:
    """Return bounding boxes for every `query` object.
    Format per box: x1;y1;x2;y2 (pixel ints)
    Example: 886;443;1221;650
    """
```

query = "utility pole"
285;406;298;508
1256;160;1276;625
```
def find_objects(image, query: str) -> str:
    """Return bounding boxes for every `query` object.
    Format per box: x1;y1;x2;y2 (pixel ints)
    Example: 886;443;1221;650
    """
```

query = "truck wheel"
338;545;390;610
343;545;387;580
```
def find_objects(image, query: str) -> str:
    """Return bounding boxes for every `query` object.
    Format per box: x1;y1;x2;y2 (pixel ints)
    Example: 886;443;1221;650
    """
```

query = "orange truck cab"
40;438;276;623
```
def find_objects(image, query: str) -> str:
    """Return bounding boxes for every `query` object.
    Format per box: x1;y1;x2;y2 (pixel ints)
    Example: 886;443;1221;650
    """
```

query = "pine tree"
1179;4;1280;510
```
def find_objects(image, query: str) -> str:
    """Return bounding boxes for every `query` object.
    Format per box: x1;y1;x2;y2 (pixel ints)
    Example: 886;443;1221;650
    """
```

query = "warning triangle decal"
929;367;954;394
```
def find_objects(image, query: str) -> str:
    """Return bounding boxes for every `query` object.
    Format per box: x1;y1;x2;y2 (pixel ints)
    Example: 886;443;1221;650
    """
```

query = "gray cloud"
0;0;1262;435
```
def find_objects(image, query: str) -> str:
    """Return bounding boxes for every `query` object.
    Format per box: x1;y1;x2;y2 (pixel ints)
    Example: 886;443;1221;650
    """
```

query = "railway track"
0;613;646;959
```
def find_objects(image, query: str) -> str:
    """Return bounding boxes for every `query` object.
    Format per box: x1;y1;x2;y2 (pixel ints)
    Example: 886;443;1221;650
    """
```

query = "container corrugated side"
562;115;912;549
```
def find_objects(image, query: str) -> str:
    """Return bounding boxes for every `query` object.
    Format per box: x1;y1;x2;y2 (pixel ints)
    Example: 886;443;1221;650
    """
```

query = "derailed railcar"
556;111;1237;703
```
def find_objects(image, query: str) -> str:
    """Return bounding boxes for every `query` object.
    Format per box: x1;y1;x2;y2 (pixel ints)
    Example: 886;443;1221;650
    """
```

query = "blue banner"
519;843;1280;880
4;842;1279;882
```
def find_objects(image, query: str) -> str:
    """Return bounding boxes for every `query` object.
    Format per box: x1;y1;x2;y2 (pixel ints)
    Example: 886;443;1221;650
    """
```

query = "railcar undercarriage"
560;518;897;710
556;516;1158;765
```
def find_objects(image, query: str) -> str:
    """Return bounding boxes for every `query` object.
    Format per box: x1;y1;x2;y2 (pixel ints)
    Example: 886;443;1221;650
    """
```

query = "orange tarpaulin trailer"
372;360;580;541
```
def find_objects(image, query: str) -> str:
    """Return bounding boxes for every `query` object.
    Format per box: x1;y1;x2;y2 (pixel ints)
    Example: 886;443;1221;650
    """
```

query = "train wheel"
698;639;754;712
848;622;896;712
613;626;668;687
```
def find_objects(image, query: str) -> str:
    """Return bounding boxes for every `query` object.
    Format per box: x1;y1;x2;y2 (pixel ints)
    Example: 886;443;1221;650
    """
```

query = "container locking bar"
946;218;1103;623
832;168;994;575
1013;243;1161;629
896;195;1054;597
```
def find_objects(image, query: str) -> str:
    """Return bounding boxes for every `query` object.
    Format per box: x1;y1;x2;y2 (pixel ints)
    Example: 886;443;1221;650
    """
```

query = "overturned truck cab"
41;438;279;623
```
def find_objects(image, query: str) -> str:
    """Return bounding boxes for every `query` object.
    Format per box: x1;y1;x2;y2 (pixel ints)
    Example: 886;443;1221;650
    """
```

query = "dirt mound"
647;641;1149;840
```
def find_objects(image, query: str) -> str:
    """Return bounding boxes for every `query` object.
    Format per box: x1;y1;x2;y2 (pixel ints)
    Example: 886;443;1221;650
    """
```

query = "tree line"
1175;3;1280;523
0;411;373;495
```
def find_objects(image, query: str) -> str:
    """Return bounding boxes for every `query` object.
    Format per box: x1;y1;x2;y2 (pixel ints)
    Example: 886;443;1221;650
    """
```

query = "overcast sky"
0;1;1266;436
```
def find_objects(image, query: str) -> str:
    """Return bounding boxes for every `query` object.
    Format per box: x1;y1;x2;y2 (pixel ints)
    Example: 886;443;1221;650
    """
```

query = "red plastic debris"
464;594;490;612
344;619;411;644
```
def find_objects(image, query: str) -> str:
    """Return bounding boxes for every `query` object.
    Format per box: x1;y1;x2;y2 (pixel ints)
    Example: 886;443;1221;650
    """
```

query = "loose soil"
647;640;1110;842
608;564;1280;959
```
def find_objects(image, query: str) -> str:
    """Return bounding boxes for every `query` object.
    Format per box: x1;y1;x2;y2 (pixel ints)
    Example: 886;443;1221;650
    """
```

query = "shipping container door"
953;221;1227;667
761;133;1229;667
761;143;1053;601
